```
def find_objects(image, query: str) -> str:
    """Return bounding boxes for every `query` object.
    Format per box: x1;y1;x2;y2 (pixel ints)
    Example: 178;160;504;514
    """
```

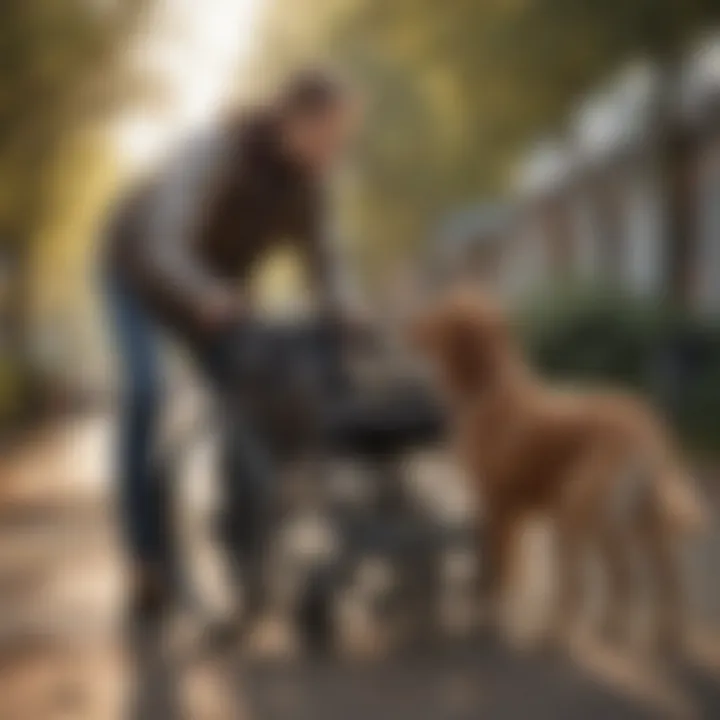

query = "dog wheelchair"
156;317;467;653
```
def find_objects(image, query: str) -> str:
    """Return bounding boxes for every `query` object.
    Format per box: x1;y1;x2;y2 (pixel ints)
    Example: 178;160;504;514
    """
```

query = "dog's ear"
410;289;512;395
444;303;510;394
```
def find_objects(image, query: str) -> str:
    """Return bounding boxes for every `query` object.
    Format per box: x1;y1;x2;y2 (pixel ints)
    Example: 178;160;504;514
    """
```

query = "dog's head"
410;287;515;398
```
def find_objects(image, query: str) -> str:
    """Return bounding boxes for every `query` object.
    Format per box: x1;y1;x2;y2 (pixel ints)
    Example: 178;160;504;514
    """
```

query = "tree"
0;0;150;421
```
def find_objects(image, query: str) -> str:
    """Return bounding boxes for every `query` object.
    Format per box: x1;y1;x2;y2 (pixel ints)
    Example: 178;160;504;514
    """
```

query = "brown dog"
413;288;706;649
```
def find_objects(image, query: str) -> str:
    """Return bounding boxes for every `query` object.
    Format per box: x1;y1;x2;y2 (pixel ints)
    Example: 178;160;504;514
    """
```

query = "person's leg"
105;273;166;608
219;404;275;618
195;331;277;623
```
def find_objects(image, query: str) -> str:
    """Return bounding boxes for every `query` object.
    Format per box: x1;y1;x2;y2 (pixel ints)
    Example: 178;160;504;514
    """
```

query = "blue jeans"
195;328;276;612
105;272;165;567
105;273;275;610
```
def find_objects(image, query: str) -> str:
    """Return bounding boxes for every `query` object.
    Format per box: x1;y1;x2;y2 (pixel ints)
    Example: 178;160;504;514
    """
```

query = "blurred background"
4;0;720;439
3;1;720;718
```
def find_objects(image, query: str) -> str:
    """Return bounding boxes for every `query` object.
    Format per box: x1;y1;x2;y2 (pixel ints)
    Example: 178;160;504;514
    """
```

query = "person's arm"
145;128;235;321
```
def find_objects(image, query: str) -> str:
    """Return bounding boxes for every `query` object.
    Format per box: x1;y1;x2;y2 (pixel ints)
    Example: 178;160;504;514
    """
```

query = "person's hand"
197;288;244;331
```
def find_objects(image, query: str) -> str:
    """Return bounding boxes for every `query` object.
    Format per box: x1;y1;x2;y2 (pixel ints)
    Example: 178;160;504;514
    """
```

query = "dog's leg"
613;462;685;654
640;503;684;654
480;508;518;631
547;460;606;648
598;526;635;644
546;516;585;647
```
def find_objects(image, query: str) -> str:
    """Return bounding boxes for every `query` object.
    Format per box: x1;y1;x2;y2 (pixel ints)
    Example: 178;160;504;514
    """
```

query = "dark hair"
278;68;351;117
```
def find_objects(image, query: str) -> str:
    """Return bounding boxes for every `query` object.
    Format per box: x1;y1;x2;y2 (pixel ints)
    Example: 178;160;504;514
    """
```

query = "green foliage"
0;0;149;238
0;0;149;426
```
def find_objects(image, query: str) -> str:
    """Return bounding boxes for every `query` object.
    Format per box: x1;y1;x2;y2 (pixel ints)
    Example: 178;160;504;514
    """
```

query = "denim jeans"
195;328;276;613
104;271;166;567
105;272;274;612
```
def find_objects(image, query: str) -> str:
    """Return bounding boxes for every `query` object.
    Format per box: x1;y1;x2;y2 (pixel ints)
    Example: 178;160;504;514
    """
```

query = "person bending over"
102;69;361;630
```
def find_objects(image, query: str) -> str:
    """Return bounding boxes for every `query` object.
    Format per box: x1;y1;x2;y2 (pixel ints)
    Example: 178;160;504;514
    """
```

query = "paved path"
0;414;719;719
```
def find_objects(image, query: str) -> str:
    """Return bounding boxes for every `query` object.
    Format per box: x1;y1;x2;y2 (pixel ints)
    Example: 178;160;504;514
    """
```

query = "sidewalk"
0;412;719;719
